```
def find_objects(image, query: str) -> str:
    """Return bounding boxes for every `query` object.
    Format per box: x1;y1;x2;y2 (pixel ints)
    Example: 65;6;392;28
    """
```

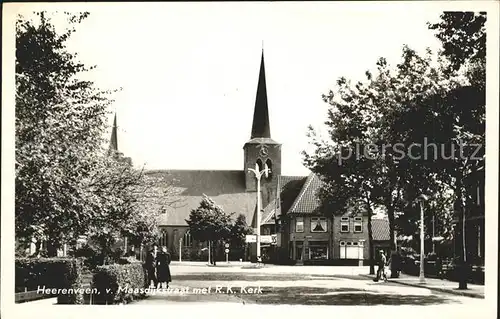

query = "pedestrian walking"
156;246;172;288
145;244;158;288
374;250;388;282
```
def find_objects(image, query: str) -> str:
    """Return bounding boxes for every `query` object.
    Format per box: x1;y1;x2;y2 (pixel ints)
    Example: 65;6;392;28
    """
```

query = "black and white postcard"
1;2;498;319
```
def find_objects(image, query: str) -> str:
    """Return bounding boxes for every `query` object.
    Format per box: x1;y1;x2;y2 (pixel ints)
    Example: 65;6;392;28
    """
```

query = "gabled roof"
288;173;323;215
279;175;308;214
261;175;306;225
371;219;390;241
140;170;257;227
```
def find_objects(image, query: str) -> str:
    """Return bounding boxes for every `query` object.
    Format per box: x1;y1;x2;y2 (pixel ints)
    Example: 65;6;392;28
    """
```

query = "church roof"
250;51;271;140
141;170;258;227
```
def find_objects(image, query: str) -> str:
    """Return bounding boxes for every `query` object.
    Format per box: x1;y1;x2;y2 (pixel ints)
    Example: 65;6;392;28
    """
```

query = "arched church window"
256;158;264;172
183;230;192;247
159;229;168;248
265;159;273;179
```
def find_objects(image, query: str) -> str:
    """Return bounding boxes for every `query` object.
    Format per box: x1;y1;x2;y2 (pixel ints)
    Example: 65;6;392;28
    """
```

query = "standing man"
145;244;158;288
375;250;388;282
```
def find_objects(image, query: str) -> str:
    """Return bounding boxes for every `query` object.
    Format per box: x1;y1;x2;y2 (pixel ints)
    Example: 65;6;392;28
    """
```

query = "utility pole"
179;237;182;262
208;241;211;265
432;213;436;254
416;194;428;284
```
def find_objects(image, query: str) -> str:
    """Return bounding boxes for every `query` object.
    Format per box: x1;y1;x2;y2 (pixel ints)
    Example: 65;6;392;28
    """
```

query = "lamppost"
179;237;182;262
432;212;435;254
416;194;429;284
248;162;270;263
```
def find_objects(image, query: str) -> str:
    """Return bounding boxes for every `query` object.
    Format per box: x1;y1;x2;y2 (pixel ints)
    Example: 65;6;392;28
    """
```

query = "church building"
112;50;390;264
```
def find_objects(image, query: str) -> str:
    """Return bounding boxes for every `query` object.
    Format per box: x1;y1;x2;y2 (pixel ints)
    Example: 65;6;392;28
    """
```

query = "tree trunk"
367;210;375;275
455;177;468;289
386;204;399;278
329;215;334;261
387;205;397;251
212;241;217;266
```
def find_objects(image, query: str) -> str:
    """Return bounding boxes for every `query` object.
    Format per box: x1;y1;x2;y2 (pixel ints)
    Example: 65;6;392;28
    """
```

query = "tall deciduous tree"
15;12;163;259
15;11;113;252
186;195;233;265
304;42;468;277
305;12;485;286
229;214;253;259
425;11;486;290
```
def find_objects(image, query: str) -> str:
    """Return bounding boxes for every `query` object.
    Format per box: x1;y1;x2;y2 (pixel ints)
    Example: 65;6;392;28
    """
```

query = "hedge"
400;258;484;284
92;259;147;305
15;257;87;304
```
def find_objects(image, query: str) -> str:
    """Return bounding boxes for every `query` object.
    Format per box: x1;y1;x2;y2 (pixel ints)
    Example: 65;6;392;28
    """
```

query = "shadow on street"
236;286;455;305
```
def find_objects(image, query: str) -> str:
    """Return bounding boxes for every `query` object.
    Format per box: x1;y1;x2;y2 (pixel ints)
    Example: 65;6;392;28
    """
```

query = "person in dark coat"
390;249;402;278
156;246;172;288
145;244;158;288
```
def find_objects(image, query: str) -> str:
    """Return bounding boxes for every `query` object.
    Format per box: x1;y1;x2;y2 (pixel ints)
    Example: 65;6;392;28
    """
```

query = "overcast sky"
16;2;448;176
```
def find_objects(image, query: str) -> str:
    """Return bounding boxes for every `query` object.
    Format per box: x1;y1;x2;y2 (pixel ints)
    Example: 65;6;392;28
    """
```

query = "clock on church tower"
259;144;269;158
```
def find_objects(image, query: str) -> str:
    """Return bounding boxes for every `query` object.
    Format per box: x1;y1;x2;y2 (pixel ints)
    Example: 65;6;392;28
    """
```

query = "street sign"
225;243;229;248
245;234;278;245
225;249;229;253
271;234;277;244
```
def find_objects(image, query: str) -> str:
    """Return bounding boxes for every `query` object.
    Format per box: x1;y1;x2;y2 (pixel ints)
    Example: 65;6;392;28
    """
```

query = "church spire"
250;49;271;139
109;113;118;152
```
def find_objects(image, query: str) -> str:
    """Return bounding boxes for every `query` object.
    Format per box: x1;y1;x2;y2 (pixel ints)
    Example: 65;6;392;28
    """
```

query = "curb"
359;274;484;299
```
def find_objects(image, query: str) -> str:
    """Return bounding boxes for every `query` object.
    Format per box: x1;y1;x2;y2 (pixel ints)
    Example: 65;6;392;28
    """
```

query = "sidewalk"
20;297;58;305
170;261;253;267
360;273;484;299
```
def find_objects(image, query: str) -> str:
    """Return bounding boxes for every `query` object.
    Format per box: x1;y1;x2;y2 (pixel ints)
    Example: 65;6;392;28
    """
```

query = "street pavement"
360;272;484;298
133;262;487;307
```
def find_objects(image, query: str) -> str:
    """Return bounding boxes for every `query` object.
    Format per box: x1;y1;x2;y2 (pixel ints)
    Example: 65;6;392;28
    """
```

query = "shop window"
309;246;328;260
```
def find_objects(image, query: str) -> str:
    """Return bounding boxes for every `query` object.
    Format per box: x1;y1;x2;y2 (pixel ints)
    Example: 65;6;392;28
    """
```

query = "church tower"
108;113;132;165
243;50;282;207
109;113;119;155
